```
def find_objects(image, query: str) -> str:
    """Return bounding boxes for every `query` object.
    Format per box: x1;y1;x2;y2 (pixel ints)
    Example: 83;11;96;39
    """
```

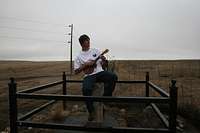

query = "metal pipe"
17;121;170;133
151;103;169;128
17;93;170;103
146;72;150;97
148;81;169;97
17;81;63;93
18;100;56;121
169;80;178;133
9;77;18;133
62;72;67;110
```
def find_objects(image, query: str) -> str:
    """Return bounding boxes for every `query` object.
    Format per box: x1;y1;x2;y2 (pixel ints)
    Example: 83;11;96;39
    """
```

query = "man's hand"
74;60;95;75
100;56;108;70
84;60;95;67
100;55;106;61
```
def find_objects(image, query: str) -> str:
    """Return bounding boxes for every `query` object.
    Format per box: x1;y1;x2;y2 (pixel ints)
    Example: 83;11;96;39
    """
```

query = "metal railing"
8;72;178;133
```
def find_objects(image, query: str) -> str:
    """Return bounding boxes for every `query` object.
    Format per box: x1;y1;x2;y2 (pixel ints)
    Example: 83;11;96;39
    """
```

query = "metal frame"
8;72;178;133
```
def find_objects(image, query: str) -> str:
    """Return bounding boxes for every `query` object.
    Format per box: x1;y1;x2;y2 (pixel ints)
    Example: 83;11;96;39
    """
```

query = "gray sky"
0;0;200;61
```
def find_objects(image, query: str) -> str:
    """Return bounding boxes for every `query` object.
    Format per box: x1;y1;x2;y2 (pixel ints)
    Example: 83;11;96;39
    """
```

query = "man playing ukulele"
74;34;118;121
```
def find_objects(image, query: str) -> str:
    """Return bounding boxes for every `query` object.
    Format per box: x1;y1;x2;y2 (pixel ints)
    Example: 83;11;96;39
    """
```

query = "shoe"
88;112;95;121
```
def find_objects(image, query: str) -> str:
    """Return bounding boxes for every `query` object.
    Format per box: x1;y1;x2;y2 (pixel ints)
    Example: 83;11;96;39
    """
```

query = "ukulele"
83;49;109;74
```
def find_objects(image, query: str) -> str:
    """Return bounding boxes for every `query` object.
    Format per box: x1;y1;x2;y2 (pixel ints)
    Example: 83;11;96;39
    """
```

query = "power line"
0;16;65;27
0;35;64;44
0;26;64;34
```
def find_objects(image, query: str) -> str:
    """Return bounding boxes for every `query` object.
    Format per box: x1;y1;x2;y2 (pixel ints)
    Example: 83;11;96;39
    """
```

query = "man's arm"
74;64;86;75
100;55;108;70
74;61;95;75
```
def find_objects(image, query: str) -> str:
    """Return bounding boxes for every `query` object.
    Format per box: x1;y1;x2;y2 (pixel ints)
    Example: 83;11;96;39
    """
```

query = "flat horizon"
0;58;199;62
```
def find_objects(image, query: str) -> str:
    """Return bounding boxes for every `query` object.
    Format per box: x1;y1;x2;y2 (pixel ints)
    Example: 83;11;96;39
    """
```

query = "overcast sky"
0;0;200;61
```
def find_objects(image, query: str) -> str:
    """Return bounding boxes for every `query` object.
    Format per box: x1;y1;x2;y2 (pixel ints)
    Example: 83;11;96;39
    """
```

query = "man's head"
79;34;90;50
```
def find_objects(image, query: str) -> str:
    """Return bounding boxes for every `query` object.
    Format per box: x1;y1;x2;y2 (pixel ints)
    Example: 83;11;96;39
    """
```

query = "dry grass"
0;60;200;131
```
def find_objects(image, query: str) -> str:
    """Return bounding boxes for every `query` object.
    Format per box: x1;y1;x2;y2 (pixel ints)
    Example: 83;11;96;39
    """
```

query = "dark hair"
79;34;90;45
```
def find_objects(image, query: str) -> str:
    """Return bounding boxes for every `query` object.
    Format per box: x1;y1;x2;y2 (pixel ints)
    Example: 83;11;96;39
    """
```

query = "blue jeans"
82;71;118;113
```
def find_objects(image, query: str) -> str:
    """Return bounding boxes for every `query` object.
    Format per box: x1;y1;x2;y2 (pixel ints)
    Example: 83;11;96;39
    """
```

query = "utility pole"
68;24;73;75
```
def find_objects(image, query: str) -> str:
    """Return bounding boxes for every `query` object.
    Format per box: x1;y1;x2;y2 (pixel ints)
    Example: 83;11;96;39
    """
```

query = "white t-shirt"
74;48;104;76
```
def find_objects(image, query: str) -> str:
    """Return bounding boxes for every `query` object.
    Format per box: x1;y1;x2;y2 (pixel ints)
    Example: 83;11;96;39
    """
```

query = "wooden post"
146;72;149;97
62;72;67;110
8;77;18;133
68;24;73;75
169;80;178;133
